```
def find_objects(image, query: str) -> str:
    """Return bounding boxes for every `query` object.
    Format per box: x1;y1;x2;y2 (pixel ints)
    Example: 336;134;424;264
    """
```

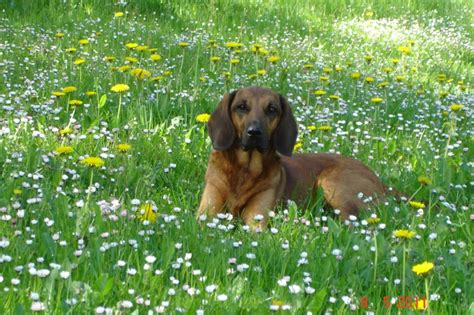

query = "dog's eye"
266;105;277;114
236;103;248;112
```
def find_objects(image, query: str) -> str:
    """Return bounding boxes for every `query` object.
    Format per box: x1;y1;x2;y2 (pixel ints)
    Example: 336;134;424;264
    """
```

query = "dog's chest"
207;150;281;214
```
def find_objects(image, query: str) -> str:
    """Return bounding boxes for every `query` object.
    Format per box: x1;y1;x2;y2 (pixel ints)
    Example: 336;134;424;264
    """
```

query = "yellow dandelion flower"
439;91;449;98
86;91;97;97
365;10;374;18
395;75;405;82
116;143;132;152
307;125;317;131
303;64;314;69
365;55;373;62
409;201;425;209
383;67;393;73
323;67;332;73
329;95;340;101
126;43;138;49
59;127;73;136
131;68;151;80
150;54;162;61
320;76;329;82
178;41;190;47
230;59;240;65
79;39;89;45
267;55;281;63
13;189;23;196
412;261;434;276
111;84;130;93
412;299;427;310
55;32;65;38
65;47;77;53
351;72;361;79
293;142;302;151
313;90;326;96
335;66;343;72
393;229;416;239
118;65;130;72
367;217;381;224
370;97;383;103
398;46;411;54
125;56;138;63
196;113;210;123
148;48;158;53
52;91;65;97
55;146;74;155
225;41;242;49
364;76;375;83
437;74;446;82
105;56;116;62
251;43;262;52
210;56;221;62
163;70;172;76
258;48;269;56
136;45;149;51
137;203;158;223
80;156;105;168
450;104;464;112
257;69;267;76
390;58;400;64
151;76;163;82
68;99;83;106
417;175;432;185
114;11;124;17
63;86;77;93
318;125;333;131
74;58;86;65
378;81;389;88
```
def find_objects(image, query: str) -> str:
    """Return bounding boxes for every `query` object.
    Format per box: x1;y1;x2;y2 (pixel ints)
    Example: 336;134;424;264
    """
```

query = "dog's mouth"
241;136;269;152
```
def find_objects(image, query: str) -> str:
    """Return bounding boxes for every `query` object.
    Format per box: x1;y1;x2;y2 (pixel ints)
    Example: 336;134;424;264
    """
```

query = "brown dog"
198;87;395;229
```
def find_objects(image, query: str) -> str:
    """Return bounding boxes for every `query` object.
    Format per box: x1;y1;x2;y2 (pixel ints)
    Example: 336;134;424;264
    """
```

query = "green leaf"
307;288;327;313
100;277;114;299
99;94;107;108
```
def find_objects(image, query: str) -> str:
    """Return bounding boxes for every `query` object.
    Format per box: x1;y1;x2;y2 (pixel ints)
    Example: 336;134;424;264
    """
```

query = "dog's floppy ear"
274;94;298;156
208;91;237;151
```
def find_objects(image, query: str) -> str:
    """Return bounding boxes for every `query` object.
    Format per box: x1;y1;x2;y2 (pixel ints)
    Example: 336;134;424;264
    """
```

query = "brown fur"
198;87;394;229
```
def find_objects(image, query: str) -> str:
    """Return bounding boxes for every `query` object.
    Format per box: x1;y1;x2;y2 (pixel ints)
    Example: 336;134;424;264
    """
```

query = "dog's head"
208;87;297;156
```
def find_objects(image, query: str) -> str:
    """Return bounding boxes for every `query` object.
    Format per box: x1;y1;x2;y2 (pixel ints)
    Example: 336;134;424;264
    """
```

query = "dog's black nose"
247;125;262;137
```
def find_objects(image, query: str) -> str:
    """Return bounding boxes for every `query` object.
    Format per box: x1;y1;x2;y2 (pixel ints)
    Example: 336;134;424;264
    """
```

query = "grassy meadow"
0;0;473;313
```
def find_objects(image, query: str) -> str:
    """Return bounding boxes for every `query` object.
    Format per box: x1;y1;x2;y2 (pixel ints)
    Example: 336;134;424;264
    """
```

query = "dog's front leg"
241;188;277;231
197;183;226;218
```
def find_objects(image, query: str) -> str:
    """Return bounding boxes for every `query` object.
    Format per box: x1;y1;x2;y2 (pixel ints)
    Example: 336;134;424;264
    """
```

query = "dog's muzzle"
241;122;268;151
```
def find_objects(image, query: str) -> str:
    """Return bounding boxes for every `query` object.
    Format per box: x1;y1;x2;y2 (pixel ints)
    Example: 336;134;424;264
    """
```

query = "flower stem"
117;93;122;123
373;232;378;284
76;169;94;237
402;242;407;298
424;277;430;315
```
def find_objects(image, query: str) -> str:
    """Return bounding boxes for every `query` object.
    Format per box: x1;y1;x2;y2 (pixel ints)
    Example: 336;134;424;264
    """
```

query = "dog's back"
281;153;387;218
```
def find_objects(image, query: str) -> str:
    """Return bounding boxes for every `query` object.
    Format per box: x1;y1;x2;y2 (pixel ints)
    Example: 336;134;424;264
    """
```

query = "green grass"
0;0;472;314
